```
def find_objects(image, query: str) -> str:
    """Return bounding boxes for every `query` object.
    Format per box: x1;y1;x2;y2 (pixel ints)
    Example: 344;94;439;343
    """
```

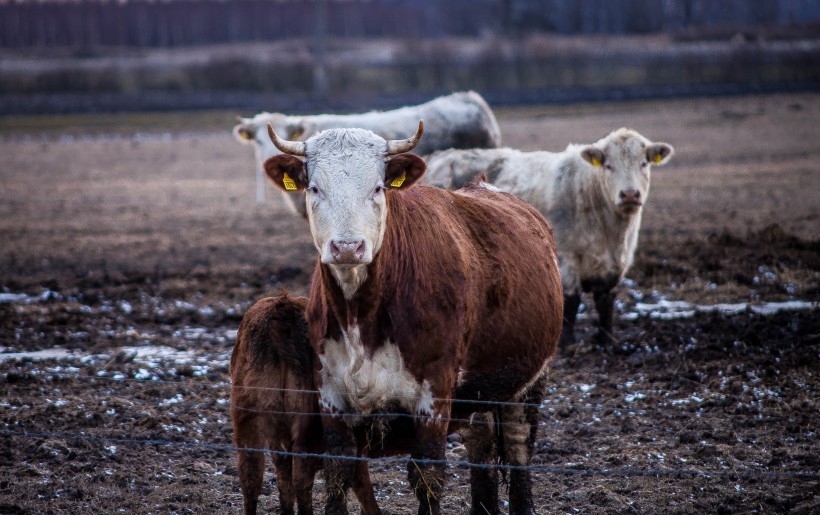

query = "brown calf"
230;294;319;515
232;294;402;515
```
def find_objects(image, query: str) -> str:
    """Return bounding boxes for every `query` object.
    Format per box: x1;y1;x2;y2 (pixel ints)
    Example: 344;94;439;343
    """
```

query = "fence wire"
6;371;799;427
2;428;818;481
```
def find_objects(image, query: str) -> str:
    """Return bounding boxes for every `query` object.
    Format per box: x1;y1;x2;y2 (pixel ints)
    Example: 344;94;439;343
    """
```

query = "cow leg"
290;456;318;515
407;408;449;515
462;411;500;515
581;275;619;344
500;375;548;515
273;454;297;515
559;291;581;346
592;288;617;343
236;447;265;515
322;414;357;515
352;460;381;515
233;411;267;515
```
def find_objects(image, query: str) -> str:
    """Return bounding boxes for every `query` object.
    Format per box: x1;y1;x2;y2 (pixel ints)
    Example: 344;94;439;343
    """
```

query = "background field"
1;92;818;513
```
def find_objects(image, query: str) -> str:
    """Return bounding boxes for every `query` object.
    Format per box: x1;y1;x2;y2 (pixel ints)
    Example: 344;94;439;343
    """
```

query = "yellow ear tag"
282;172;298;191
653;154;663;164
390;171;407;188
590;156;602;167
290;130;303;140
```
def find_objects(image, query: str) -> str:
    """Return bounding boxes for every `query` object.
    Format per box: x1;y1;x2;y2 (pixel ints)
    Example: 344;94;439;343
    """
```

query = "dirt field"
1;92;818;514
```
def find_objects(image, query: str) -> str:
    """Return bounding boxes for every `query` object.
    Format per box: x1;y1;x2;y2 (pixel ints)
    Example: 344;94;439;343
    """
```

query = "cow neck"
319;260;382;333
314;190;414;335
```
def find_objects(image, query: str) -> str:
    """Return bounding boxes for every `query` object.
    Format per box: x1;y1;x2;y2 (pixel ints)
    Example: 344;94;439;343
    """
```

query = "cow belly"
561;239;629;290
318;326;433;417
577;252;625;282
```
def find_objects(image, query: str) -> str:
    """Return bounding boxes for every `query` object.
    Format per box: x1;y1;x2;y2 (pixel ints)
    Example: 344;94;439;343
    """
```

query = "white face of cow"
304;130;391;266
580;129;674;217
263;124;427;296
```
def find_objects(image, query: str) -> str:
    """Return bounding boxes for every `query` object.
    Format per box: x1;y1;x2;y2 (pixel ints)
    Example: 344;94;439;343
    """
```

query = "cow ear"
581;146;606;168
286;121;308;141
646;143;674;166
385;154;427;189
233;123;256;143
264;155;308;192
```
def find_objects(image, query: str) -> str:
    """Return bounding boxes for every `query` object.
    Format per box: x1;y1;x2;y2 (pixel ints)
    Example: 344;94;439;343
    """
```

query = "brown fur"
230;294;320;515
230;293;415;515
307;183;563;514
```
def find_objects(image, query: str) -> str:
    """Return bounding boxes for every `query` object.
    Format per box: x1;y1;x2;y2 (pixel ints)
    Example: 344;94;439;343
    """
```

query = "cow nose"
619;189;641;203
330;239;366;263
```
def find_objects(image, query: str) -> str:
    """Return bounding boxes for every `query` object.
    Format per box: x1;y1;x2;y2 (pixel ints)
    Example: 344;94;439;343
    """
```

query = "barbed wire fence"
2;428;818;482
3;372;818;483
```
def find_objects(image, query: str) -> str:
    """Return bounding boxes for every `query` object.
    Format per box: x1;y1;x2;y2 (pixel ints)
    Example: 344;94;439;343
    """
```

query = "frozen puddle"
2;288;816;321
0;348;78;362
0;290;61;304
621;299;817;321
0;344;230;377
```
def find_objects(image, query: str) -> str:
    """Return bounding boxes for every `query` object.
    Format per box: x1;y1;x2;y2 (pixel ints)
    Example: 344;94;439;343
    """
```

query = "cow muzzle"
329;238;367;264
618;189;643;214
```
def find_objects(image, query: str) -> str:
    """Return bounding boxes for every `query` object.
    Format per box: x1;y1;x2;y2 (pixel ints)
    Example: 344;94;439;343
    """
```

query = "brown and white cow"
262;122;563;514
425;128;674;345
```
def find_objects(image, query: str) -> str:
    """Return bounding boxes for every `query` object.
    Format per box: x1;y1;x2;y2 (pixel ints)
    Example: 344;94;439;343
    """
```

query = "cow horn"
267;123;306;156
386;120;424;155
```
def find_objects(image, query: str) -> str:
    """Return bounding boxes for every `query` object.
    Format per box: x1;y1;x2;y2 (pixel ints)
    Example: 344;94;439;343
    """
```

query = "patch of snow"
0;293;28;303
0;348;73;363
133;368;154;380
630;298;816;320
160;393;184;407
624;392;645;403
578;383;596;393
0;289;60;304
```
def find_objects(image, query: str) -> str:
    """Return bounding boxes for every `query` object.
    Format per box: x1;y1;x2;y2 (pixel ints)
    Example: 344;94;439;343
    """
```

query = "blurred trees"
1;0;818;49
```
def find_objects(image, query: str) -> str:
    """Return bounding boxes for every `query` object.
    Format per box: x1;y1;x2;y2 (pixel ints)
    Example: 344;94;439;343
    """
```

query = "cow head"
233;113;310;161
264;121;426;274
580;128;674;216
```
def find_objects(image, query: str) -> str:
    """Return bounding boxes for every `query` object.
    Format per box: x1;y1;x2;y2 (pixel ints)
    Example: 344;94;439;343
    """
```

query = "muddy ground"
0;92;818;514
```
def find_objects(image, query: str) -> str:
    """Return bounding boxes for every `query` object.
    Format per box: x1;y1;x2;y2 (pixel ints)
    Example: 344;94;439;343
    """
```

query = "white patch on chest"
318;325;434;416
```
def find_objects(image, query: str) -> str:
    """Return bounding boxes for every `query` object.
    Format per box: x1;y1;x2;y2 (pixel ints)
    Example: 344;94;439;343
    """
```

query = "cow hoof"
593;330;617;344
558;331;575;347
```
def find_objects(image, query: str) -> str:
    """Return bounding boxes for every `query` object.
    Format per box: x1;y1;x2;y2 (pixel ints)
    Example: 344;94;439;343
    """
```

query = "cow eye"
641;161;648;167
308;185;320;196
605;164;613;171
373;185;384;195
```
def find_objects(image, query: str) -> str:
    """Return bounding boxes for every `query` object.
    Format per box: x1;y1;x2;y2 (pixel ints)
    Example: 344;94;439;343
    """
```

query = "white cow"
425;128;674;344
233;91;501;215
